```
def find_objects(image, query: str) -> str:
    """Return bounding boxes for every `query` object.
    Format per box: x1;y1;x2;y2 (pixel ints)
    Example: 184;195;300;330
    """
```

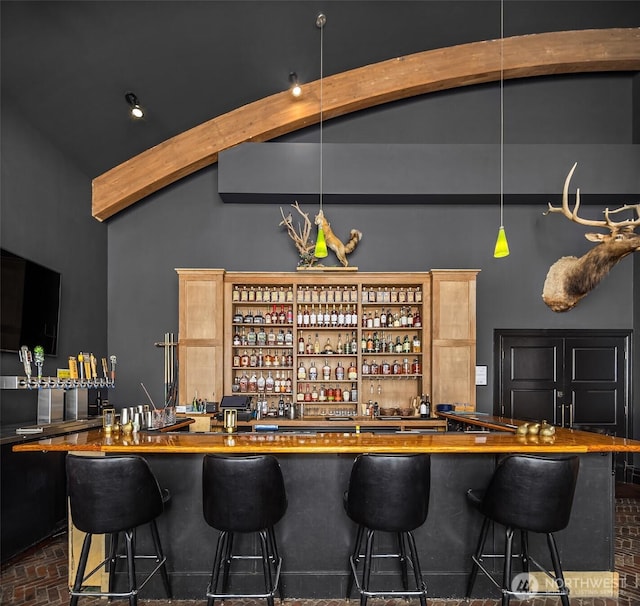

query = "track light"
125;92;144;119
289;72;302;98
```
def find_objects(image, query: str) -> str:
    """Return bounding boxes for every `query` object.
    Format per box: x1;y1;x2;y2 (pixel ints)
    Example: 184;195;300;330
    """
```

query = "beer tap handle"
82;353;92;382
78;353;85;381
90;353;98;380
110;355;117;382
33;345;45;381
68;356;78;380
101;357;109;379
19;346;33;380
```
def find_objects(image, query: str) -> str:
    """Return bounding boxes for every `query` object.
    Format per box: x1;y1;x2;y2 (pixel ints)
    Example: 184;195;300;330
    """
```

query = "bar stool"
202;454;287;606
66;454;172;606
344;453;430;606
466;454;580;606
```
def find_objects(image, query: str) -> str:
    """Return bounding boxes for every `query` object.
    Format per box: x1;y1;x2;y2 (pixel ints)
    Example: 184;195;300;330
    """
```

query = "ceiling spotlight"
125;92;144;119
289;72;302;98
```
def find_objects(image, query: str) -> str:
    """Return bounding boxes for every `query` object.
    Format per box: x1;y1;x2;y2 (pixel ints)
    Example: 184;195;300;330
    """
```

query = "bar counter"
13;414;640;454
12;415;640;600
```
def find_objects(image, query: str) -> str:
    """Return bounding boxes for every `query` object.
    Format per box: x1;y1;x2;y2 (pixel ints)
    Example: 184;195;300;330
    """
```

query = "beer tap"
33;345;45;383
110;355;117;384
101;357;109;386
82;353;92;384
90;353;98;383
77;353;85;382
19;346;33;385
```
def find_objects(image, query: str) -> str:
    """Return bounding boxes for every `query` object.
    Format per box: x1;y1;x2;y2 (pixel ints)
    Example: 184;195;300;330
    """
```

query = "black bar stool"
344;453;430;606
466;453;580;606
202;454;288;606
66;454;172;606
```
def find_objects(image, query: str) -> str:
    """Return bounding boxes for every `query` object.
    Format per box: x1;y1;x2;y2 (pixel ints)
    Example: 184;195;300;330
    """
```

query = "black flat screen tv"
1;248;61;356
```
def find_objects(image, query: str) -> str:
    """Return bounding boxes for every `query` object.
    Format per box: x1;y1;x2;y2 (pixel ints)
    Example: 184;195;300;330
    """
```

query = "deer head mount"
542;162;640;312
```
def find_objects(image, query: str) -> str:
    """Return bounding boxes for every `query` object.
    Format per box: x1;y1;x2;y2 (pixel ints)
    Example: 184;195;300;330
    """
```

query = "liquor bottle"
335;361;345;381
257;372;266;392
248;373;258;393
239;373;249;392
279;305;286;324
336;334;344;354
297;361;307;380
298;332;305;355
265;371;275;393
271;305;279;324
348;360;358;380
309;360;318;381
314;333;321;354
324;338;334;354
309;305;317;326
322;359;331;381
412;358;421;374
323;305;331;327
413;334;421;352
306;335;314;354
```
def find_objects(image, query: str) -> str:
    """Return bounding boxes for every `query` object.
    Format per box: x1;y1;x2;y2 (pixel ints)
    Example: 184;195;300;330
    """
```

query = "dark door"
495;330;630;438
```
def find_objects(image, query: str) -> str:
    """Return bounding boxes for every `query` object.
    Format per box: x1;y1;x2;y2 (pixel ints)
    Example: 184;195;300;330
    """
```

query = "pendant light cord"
500;0;504;226
319;14;324;212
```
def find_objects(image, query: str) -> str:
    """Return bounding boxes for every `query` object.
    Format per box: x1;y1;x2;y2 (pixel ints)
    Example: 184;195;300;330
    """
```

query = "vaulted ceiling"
2;0;639;181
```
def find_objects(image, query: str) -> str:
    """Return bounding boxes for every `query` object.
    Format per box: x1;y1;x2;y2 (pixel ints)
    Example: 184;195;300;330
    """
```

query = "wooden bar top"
12;414;640;454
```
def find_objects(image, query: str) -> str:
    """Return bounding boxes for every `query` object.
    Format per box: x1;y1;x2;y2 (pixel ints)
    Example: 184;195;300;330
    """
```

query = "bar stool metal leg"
547;533;570;606
397;532;409;590
466;516;490;598
346;525;364;600
502;527;514;606
149;520;172;598
70;533;92;606
406;531;427;606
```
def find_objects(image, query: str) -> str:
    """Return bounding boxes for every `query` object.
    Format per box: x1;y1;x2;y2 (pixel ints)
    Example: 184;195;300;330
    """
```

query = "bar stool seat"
202;454;287;606
344;453;430;606
66;454;172;606
466;453;580;606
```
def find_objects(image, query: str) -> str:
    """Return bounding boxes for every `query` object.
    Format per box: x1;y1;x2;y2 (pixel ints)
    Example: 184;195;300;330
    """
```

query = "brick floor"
2;498;639;606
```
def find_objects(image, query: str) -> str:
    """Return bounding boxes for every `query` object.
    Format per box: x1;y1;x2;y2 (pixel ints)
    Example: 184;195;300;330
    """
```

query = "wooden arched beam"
92;28;640;221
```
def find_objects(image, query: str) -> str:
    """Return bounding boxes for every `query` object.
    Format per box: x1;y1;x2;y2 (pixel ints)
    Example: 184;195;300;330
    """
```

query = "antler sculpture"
279;202;318;267
542;163;640;312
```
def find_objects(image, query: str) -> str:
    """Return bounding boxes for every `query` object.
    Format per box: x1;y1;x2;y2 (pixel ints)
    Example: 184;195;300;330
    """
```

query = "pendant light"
493;0;510;258
314;12;328;259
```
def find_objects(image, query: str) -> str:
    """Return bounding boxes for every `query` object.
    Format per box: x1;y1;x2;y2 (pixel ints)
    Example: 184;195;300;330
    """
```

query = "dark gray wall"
0;100;108;424
107;73;637;414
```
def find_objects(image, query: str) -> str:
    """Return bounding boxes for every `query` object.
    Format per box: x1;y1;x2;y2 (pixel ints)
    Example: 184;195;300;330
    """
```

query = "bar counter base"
106;452;615;600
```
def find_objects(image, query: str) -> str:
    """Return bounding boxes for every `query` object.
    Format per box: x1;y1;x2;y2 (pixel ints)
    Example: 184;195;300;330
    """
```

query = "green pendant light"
314;13;328;259
493;0;510;259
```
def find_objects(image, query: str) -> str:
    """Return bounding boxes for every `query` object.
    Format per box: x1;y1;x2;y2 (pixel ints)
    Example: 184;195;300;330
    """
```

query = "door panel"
501;337;563;424
567;337;626;435
510;389;557;423
497;331;630;439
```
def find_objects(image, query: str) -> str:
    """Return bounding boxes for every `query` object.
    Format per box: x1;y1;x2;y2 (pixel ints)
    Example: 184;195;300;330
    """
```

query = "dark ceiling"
2;1;639;179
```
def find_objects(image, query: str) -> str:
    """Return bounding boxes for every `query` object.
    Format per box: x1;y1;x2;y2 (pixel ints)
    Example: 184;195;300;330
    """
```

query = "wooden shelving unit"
177;269;478;416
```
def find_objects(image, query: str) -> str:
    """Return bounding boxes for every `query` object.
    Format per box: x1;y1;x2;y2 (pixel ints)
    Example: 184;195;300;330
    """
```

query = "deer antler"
545;162;640;233
279;201;316;258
